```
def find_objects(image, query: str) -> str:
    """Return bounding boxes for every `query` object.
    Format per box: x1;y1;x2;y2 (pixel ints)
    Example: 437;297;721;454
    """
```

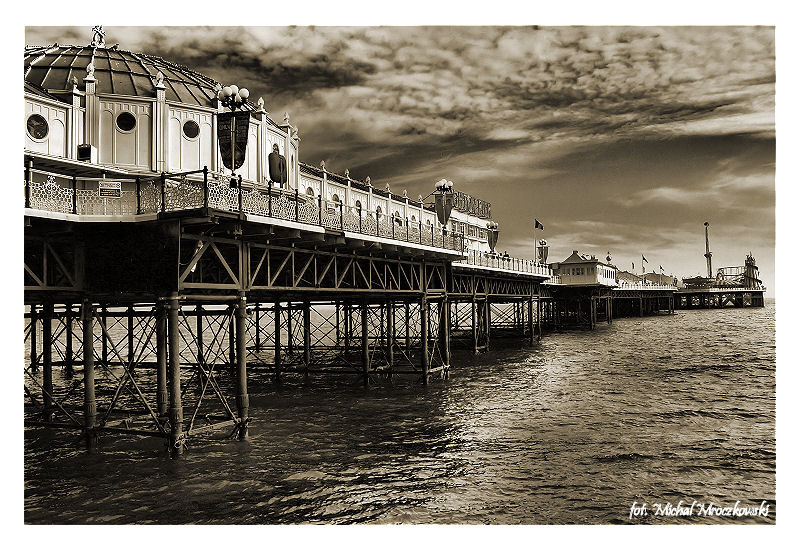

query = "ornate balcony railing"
456;249;552;277
614;281;677;291
24;167;465;253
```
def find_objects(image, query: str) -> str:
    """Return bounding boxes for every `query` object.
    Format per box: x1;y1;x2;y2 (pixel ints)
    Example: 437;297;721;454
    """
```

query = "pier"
23;38;765;456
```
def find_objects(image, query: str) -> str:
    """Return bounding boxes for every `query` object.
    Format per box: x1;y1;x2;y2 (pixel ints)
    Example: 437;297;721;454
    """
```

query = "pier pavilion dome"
24;35;295;184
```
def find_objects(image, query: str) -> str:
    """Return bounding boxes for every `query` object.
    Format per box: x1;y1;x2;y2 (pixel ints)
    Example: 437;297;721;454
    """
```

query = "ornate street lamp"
486;221;499;253
434;178;454;227
217;84;250;187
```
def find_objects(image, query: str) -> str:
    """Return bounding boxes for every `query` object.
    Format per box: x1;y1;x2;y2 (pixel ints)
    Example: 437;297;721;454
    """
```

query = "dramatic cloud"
25;26;775;292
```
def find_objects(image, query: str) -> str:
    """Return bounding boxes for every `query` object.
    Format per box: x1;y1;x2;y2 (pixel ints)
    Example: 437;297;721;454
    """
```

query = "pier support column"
537;298;542;341
196;305;204;367
155;300;168;416
228;308;235;368
274;302;282;381
484;299;491;349
386;300;394;377
30;305;38;372
420;297;429;385
361;302;370;387
42;302;53;422
639;296;644;317
235;293;249;440
65;304;74;377
166;295;184;457
527;298;535;345
254;303;261;352
303;300;312;381
405;302;411;354
471;299;478;354
287;302;294;353
82;300;97;449
101;305;108;366
127;305;135;370
343;302;351;356
440;299;450;378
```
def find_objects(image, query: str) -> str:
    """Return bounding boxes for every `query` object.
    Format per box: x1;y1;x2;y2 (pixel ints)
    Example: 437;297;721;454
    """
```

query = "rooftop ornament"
90;25;105;48
487;220;499;253
434;179;455;226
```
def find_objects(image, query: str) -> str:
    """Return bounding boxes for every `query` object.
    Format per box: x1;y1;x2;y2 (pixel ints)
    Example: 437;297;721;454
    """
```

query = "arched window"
306;187;315;196
332;194;340;203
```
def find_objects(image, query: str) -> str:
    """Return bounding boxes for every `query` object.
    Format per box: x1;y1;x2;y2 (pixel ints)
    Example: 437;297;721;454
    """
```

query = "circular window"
116;111;137;132
182;119;200;139
27;114;49;140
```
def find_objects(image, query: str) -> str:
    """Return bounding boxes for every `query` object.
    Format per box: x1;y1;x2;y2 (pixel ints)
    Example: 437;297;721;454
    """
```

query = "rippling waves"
24;302;775;524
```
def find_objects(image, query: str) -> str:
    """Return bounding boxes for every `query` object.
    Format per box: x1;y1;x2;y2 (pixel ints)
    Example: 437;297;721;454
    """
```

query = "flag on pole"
534;219;544;230
642;255;648;263
659;265;663;271
631;262;635;271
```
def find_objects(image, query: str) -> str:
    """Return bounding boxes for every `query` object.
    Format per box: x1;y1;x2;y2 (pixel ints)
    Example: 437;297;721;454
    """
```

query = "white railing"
679;286;765;293
543;274;562;285
456;249;552;277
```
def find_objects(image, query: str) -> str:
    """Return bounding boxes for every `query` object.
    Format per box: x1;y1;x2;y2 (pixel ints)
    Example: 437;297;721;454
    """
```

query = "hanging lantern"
434;179;454;226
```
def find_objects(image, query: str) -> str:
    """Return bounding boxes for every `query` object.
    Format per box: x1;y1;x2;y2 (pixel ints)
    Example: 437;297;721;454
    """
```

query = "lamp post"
434;179;454;246
217;84;250;186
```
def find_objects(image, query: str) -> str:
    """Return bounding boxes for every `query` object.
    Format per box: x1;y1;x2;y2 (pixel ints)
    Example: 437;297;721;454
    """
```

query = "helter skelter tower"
704;221;713;279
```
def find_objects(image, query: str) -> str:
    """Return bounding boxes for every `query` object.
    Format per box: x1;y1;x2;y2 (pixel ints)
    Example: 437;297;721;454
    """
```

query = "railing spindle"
238;175;243;213
202;166;208;209
295;188;299;221
25;159;32;209
160;172;166;213
358;208;362;233
340;202;344;230
73;175;78;214
318;195;322;225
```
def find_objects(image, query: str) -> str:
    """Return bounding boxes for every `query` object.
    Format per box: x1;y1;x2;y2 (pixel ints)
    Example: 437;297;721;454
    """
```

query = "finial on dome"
320;160;326;170
365;176;371;186
418;194;423;203
90;26;105;48
257;97;265;111
292;126;299;138
284;112;290;125
85;61;95;81
154;71;165;89
344;168;350;178
385;183;391;193
403;189;408;198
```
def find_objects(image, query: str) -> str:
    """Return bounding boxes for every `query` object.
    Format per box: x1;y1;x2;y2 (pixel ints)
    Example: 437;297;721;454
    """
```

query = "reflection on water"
25;303;775;524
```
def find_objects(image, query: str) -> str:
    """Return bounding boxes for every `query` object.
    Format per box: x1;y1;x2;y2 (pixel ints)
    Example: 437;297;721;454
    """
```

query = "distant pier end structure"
675;223;765;309
23;35;554;455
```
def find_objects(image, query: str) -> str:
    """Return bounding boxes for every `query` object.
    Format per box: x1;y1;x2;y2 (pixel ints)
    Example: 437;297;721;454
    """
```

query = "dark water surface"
24;302;775;524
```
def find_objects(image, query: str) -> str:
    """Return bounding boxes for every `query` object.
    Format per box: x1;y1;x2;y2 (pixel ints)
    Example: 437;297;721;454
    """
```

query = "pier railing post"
238;175;244;213
166;295;184;456
73;176;78;214
82;300;97;449
235;292;249;439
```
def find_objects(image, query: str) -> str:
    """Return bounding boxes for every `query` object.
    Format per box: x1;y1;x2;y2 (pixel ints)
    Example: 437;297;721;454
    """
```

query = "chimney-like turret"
704;221;713;278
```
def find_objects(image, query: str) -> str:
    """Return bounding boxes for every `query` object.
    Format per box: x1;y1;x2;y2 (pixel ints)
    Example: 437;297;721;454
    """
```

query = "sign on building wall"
452;190;491;219
217;111;251;170
98;181;121;198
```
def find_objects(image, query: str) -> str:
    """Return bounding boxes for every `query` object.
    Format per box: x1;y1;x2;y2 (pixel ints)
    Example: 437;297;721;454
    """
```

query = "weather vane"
91;26;105;48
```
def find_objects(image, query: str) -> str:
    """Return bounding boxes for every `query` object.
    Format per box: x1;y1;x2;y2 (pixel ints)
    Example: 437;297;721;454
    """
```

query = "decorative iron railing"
614;281;678;290
24;167;465;253
457;249;552;277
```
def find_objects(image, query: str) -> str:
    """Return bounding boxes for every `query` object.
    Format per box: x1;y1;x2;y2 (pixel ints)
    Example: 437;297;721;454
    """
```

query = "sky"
24;25;775;293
